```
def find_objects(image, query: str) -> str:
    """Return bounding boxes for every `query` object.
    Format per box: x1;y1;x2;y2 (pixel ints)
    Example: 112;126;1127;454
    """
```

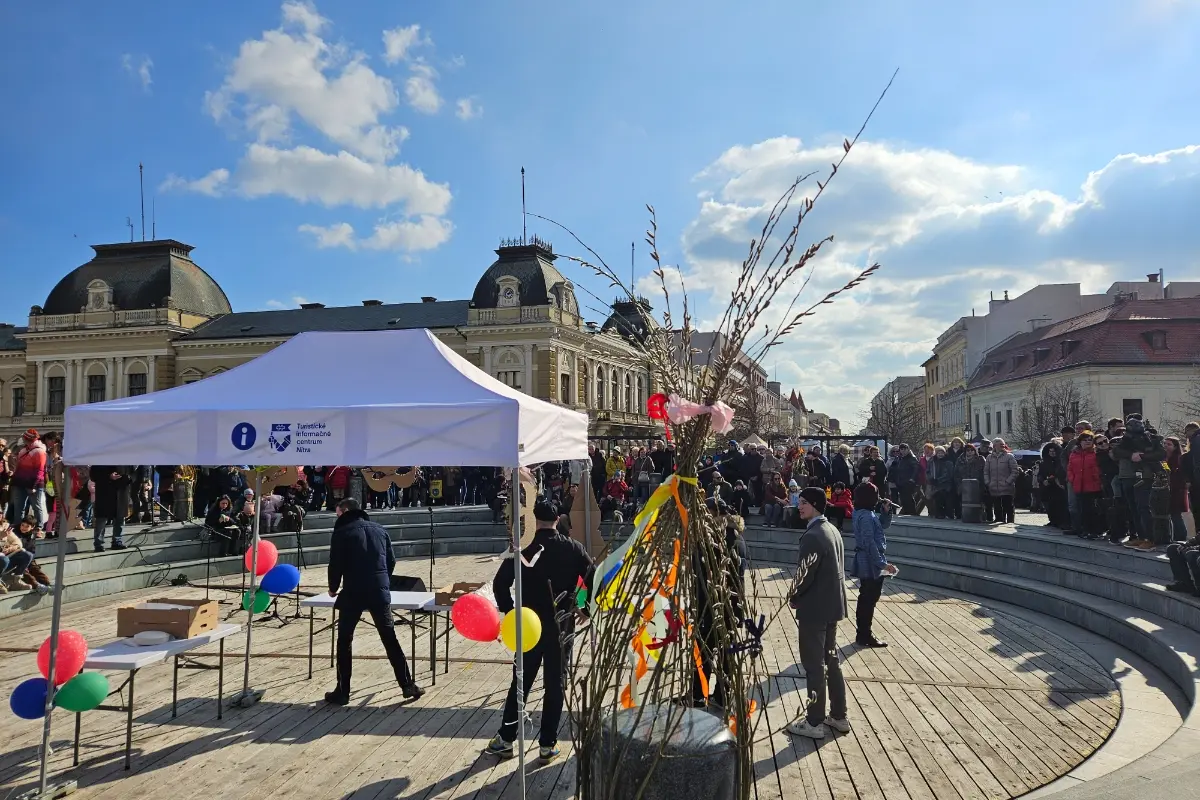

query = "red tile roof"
966;298;1200;391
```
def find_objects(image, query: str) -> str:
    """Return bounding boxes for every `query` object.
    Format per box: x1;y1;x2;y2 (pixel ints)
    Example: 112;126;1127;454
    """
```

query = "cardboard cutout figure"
568;484;605;559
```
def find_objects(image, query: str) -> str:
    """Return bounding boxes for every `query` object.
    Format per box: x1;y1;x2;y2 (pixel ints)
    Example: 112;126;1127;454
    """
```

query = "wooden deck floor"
0;554;1120;799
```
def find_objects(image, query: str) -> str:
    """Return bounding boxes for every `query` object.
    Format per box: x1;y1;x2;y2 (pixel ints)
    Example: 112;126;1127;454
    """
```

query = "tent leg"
230;470;264;709
512;467;527;800
33;471;78;800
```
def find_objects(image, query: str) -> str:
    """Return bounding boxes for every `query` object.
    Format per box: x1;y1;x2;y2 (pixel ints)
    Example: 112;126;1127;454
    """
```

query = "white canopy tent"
64;328;587;468
39;328;587;798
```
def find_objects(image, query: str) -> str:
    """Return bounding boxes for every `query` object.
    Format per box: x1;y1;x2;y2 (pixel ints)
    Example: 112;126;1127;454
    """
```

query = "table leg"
444;611;450;675
308;607;314;680
410;611;416;674
330;608;336;669
218;638;225;720
172;654;179;718
74;711;81;766
429;611;436;687
125;670;136;771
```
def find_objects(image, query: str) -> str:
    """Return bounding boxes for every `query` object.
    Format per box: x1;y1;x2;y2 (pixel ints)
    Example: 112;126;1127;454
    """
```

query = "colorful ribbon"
665;394;736;434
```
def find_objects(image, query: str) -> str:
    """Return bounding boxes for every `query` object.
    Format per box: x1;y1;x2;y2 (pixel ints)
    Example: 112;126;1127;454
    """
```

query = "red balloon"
647;393;669;420
37;630;88;687
244;540;278;577
451;593;502;642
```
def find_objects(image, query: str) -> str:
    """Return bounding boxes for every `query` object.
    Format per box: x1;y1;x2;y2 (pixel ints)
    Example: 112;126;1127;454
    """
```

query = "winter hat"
788;480;799;489
23;428;38;441
799;487;828;513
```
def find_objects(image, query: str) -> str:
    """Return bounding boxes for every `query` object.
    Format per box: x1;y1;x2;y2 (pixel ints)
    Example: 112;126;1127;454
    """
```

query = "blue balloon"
260;563;301;595
10;677;49;720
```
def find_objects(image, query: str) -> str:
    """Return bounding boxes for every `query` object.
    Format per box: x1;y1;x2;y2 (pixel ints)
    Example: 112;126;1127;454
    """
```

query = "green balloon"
242;588;271;613
55;672;110;713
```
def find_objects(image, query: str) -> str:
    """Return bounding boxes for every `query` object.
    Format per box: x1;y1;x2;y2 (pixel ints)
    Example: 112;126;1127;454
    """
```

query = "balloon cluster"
241;540;301;613
9;631;109;720
450;592;542;652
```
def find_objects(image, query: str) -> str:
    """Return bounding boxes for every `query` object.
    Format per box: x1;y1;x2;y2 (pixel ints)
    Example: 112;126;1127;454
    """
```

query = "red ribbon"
647;393;671;441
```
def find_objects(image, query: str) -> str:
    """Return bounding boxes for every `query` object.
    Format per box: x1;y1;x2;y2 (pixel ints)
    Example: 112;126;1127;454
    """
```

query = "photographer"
1111;414;1167;550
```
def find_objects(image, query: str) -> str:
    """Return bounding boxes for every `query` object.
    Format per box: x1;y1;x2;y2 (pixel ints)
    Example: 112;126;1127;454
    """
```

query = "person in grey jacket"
983;439;1018;523
786;487;850;740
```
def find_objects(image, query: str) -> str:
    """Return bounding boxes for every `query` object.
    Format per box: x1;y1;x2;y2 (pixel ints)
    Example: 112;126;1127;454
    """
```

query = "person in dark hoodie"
488;499;594;762
890;444;920;515
205;495;242;556
325;498;423;705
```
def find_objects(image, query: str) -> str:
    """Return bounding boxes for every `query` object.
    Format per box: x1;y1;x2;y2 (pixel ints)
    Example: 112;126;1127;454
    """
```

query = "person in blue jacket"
849;480;897;648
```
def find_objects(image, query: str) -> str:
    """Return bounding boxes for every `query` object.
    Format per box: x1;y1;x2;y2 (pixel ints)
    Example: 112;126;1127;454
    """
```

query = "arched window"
495;349;524;391
125;360;149;397
45;363;67;415
180;368;203;386
596;366;606;409
624;374;633;412
85;360;108;404
610;370;619;411
636;375;645;413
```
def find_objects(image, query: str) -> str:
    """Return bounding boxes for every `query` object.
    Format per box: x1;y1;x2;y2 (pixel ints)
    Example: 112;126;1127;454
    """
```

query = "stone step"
0;535;509;619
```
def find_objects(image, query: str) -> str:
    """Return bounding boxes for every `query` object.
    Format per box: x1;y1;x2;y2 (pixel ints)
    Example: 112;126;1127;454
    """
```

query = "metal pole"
37;469;72;795
233;470;263;706
512;467;527;799
582;459;593;556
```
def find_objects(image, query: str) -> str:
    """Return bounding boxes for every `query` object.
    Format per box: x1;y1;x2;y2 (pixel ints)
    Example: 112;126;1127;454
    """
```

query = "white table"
73;623;242;771
299;592;452;685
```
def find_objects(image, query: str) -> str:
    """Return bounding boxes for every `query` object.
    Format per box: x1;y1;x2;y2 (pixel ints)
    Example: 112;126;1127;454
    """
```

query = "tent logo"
269;423;292;452
231;423;257;451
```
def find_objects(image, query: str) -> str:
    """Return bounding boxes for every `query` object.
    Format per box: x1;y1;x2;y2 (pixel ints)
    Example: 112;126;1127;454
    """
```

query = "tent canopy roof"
64;329;588;468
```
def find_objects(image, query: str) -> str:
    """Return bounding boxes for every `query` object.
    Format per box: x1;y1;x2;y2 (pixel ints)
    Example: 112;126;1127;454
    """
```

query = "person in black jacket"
91;466;132;552
205;495;242;556
487;500;594;762
325;498;423;705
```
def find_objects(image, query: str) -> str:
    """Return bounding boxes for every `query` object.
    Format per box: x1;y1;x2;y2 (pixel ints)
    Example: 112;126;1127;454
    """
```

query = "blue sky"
2;0;1199;419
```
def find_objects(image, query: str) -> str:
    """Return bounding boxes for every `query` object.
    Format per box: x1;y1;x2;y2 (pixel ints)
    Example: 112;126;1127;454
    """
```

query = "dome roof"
601;298;654;343
42;240;232;317
470;237;571;309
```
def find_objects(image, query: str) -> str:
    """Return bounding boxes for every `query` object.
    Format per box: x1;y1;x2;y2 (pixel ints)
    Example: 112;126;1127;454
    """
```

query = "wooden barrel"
960;478;983;523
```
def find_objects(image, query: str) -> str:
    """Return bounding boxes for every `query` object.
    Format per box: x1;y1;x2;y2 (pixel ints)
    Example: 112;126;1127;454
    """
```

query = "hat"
799;487;828;513
533;500;559;523
788;479;799;488
23;428;38;441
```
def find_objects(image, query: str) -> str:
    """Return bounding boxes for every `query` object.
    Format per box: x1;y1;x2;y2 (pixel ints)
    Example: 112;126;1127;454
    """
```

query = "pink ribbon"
665;394;736;434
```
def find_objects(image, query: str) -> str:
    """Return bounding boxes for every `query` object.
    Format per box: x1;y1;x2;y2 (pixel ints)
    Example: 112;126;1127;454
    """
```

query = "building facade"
965;297;1200;447
0;237;660;444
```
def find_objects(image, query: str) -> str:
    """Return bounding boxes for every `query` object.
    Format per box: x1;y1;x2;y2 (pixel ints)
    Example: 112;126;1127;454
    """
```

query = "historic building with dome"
0;235;659;444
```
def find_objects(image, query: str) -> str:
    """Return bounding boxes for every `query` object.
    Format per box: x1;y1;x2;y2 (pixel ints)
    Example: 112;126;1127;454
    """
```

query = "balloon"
10;677;49;720
499;608;542;653
37;630;88;686
260;563;301;594
244;540;278;576
451;593;502;642
54;672;110;713
242;588;271;613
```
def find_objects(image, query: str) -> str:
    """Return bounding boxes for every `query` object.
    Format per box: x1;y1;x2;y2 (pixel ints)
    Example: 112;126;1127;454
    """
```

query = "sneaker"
856;636;888;648
485;735;515;759
33;583;51;596
324;690;349;706
1136;540;1159;551
538;743;560;761
401;683;425;700
824;716;851;734
785;718;826;739
0;581;8;594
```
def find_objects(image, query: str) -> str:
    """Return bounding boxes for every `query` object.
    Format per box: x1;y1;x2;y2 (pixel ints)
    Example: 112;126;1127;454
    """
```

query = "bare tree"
1014;378;1101;449
865;378;932;446
1161;368;1200;435
729;372;780;440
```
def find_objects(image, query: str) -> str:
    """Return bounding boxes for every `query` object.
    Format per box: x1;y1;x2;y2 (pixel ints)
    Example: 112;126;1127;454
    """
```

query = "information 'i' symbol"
232;422;257;451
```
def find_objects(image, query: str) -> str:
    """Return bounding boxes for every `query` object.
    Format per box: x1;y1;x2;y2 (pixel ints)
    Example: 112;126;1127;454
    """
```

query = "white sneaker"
824;716;851;734
785;718;826;739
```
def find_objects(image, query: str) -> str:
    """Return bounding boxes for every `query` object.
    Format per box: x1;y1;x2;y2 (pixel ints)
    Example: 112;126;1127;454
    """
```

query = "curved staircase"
744;515;1200;799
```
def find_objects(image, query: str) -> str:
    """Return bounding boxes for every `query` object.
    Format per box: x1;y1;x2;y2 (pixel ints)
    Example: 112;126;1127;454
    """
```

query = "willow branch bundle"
545;72;897;800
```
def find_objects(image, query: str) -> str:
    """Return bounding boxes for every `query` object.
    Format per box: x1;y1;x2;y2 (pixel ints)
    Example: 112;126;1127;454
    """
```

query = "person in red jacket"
325;466;352;511
826;481;855;531
10;430;48;533
1067;431;1104;539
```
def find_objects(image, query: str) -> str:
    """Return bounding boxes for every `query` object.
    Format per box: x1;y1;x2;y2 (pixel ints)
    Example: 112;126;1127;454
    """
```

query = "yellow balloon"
500;608;542;652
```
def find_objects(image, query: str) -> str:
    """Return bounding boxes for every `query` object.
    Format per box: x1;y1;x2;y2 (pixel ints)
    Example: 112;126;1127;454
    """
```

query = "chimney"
1004;290;1009;301
300;302;325;310
421;296;437;303
362;299;383;306
1147;273;1159;283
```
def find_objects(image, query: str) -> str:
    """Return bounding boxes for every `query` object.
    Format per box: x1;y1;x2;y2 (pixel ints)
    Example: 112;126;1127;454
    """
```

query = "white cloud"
455;97;482;121
170;2;455;255
297;215;452;252
159;168;230;196
404;60;442;114
382;24;425;64
121;54;153;92
652;137;1200;420
265;299;286;309
205;2;404;161
293;295;311;306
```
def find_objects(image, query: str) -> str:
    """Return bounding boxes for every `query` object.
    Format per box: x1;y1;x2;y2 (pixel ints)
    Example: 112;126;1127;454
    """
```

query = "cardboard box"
117;598;219;640
435;582;484;607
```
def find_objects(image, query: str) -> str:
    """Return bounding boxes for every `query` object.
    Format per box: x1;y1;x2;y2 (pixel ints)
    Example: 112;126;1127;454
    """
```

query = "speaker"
390;575;427;592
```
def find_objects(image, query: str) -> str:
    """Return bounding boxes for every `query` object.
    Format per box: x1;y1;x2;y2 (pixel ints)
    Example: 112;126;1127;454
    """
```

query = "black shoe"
1167;582;1196;593
324;690;349;706
94;545;105;553
111;543;128;550
401;683;425;700
856;636;888;648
